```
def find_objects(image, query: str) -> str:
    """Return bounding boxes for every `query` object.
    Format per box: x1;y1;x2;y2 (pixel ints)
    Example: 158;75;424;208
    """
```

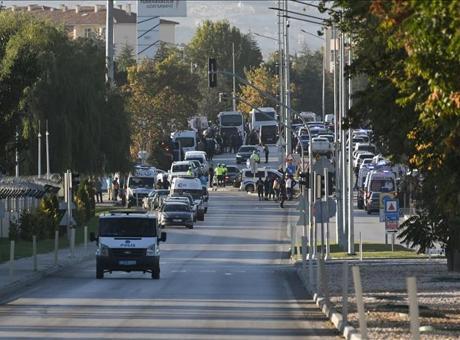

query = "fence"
0;197;40;238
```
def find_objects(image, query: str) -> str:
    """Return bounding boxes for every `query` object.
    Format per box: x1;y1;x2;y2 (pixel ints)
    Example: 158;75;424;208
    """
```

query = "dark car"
224;165;241;186
236;145;261;164
158;202;194;229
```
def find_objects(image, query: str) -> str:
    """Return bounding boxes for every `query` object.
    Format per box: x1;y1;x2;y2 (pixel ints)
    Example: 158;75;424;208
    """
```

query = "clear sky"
2;0;326;58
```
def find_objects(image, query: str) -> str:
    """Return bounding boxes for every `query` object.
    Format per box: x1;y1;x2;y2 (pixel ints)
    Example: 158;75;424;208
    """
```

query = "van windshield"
370;179;395;192
172;164;190;172
220;115;243;126
99;218;157;237
173;189;202;200
255;111;276;121
186;157;203;164
175;137;194;147
128;177;156;189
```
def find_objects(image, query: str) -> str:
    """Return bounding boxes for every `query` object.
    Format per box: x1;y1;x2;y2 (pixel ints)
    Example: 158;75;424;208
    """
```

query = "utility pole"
106;0;114;86
232;42;237;111
333;24;343;246
46;120;50;180
37;121;42;178
322;34;326;121
340;30;349;250
15;130;19;178
278;0;285;167
347;34;355;254
283;0;291;158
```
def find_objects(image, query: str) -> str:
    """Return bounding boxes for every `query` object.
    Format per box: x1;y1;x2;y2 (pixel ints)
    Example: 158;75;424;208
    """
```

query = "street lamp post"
37;121;42;178
46;120;50;179
283;0;292;158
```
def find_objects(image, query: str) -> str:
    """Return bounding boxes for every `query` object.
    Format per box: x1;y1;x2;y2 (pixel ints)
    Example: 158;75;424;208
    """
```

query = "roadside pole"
347;33;355;255
232;42;237;111
324;168;330;259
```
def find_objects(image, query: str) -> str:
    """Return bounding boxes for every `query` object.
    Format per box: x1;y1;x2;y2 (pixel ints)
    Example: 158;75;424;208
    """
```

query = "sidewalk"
0;240;95;300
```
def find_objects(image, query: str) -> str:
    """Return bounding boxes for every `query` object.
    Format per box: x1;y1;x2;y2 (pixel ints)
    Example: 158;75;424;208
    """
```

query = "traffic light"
299;172;310;188
328;172;335;196
208;58;217;88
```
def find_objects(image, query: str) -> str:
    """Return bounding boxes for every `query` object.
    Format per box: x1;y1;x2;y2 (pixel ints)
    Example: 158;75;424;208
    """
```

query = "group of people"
255;174;297;208
209;163;228;190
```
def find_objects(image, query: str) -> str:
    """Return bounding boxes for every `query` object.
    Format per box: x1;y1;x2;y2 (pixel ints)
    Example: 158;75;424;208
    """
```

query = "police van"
90;210;167;280
170;177;206;219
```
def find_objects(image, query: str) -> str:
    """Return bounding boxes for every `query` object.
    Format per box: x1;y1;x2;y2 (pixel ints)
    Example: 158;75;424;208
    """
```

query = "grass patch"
292;243;428;260
0;208;109;264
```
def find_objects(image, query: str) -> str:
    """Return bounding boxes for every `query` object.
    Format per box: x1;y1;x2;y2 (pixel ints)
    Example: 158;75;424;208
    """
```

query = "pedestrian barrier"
407;277;420;340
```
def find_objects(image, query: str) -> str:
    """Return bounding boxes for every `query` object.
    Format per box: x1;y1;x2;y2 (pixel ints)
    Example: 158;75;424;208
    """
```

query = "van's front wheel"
96;260;104;279
151;257;160;280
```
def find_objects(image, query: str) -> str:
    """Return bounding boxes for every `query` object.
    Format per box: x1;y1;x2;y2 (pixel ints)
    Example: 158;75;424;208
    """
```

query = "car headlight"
146;244;158;257
97;243;109;257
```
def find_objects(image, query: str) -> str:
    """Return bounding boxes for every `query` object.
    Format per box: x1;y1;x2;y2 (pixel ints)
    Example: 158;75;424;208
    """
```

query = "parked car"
236;145;261;164
224;165;241;186
158;202;194;229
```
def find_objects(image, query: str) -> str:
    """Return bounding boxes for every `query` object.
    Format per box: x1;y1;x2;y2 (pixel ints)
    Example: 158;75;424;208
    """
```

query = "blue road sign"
384;197;399;221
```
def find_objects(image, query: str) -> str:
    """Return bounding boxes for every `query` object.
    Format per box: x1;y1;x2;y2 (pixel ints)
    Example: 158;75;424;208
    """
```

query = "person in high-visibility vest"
216;164;224;187
186;167;193;176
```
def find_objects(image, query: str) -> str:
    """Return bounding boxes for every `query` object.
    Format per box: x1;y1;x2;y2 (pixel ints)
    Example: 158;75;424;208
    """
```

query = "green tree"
124;46;201;168
0;12;131;175
237;66;279;117
185;20;263;121
334;0;460;271
115;43;136;85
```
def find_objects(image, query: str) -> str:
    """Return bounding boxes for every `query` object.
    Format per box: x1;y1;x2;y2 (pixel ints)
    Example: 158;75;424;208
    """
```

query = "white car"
168;161;199;181
184;151;209;175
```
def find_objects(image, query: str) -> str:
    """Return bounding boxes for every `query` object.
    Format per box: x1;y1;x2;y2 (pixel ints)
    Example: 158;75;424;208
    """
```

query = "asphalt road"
0;191;339;339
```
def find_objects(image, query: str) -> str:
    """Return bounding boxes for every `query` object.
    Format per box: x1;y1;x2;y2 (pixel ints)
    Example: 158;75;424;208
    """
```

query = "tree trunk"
446;227;460;272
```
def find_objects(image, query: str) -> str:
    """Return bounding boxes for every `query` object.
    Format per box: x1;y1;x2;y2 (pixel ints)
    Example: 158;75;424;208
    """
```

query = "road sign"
384;198;399;221
385;218;399;232
379;192;394;210
313;198;336;223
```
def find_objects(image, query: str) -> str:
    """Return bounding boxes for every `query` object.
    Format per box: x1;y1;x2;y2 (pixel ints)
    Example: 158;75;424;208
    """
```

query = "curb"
296;267;361;340
0;253;93;301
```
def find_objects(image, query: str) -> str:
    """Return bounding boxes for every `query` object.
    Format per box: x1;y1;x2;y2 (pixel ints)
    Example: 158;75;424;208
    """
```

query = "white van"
250;107;277;132
170;177;206;220
90;211;167;280
171;130;197;153
169;161;199;181
184;151;209;175
126;166;158;208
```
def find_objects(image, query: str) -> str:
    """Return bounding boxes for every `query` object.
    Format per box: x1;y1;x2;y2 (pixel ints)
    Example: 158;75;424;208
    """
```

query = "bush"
75;178;96;225
16;194;60;241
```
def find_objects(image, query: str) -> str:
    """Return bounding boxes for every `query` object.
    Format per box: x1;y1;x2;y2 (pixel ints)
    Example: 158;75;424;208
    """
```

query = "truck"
90;210;167;280
250;107;277;132
217;111;245;145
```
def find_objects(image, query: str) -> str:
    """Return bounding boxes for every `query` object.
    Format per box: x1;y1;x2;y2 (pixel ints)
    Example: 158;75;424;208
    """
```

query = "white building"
8;4;178;57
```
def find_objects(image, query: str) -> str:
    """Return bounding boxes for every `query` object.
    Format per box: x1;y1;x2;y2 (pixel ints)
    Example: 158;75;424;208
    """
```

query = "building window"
84;28;92;38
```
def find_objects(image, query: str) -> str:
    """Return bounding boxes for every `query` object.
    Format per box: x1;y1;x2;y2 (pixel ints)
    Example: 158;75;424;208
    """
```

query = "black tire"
152;257;160;280
186;224;194;229
96;261;104;279
204;207;208;213
245;184;255;193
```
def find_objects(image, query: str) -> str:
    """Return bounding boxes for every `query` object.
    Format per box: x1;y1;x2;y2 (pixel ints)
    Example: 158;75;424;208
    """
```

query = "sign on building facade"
137;0;187;60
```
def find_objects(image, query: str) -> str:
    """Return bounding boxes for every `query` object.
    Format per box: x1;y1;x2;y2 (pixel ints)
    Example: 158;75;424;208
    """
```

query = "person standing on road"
223;164;228;187
273;177;280;202
264;144;269;163
209;164;214;187
279;176;287;208
216;164;223;187
264;177;271;201
256;177;264;201
286;175;293;201
95;177;103;203
112;177;120;201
